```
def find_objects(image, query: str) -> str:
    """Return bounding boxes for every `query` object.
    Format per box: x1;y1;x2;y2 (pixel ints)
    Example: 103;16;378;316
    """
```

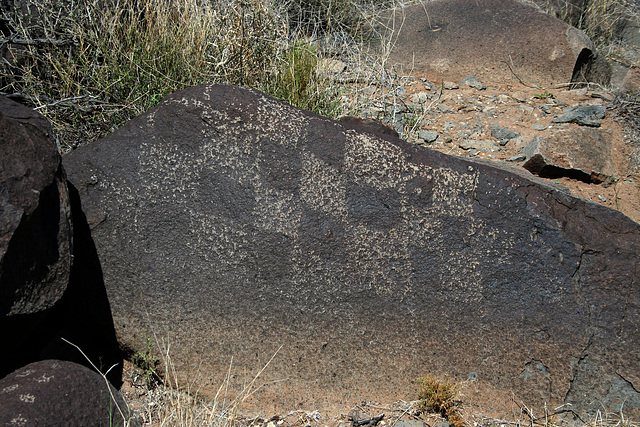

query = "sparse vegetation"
3;1;640;423
532;0;640;48
0;0;399;151
416;375;465;427
131;338;162;389
533;90;556;100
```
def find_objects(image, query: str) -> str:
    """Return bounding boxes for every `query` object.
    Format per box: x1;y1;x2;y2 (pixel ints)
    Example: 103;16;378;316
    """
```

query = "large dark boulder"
0;360;139;426
373;0;610;87
0;95;71;318
0;96;122;386
63;84;640;418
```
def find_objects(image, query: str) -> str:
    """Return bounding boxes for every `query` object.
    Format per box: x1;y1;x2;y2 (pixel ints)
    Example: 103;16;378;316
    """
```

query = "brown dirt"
116;80;640;425
340;75;640;224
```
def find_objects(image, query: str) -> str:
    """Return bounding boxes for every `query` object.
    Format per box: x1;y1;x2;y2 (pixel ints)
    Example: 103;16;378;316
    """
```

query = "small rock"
437;103;452;113
418;130;439;143
435;423;451;427
496;94;510;103
532;124;547;131
508;153;527;162
395;421;426;427
392;118;405;134
459;139;500;152
521;129;616;183
411;91;431;104
598;195;607;202
552;104;606;127
442;81;459;90
360;109;380;119
482;105;497;114
461;75;487;90
540;105;552;115
361;86;377;96
490;125;520;146
511;92;528;102
421;79;436;90
519;105;535;114
443;121;458;130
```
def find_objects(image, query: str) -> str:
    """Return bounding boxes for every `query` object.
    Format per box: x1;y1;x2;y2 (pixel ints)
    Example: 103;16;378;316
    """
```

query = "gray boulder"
373;0;610;87
0;95;71;318
552;104;607;127
63;84;640;418
531;0;587;28
522;129;617;183
0;360;138;426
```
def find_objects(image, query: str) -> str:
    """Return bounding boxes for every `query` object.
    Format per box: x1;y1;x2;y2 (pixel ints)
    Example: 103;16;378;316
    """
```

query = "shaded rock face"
374;0;609;87
0;96;122;386
0;95;71;317
0;360;139;427
63;84;640;417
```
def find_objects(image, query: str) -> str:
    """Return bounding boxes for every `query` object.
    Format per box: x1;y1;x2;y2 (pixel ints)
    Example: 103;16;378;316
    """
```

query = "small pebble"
442;81;459;90
460;75;487;90
508;154;527;162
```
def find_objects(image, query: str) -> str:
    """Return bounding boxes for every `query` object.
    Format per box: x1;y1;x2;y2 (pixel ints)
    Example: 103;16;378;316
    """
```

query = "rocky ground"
328;63;640;224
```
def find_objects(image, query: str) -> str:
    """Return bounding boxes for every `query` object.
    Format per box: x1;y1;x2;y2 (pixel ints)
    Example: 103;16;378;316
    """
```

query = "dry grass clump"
612;91;640;172
1;0;397;151
416;375;465;427
124;336;284;426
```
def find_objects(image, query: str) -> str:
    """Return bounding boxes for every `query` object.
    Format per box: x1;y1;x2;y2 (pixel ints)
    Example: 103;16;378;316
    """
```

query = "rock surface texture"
0;360;138;426
374;0;610;87
0;95;122;385
63;84;640;418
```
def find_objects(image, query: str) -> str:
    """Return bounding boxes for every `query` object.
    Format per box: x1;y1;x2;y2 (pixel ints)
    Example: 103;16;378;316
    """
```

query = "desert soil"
335;71;640;224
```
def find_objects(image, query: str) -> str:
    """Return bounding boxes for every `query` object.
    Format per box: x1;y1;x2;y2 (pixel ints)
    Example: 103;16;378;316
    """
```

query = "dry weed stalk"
127;332;285;426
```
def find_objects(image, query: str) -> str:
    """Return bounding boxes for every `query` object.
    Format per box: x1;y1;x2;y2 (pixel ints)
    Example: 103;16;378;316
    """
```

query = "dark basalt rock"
0;95;71;318
552;104;607;127
0;96;122;386
64;84;640;418
0;360;139;426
